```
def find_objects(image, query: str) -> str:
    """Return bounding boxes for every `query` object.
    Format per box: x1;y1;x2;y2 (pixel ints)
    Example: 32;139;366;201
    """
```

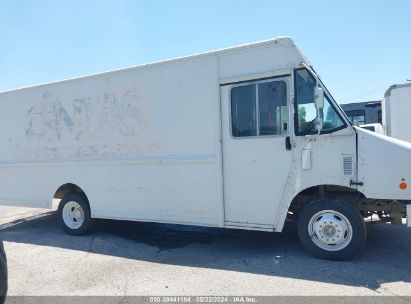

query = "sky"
0;0;410;104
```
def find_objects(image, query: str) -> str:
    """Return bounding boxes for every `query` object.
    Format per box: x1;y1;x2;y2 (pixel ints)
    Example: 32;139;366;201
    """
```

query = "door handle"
285;136;292;150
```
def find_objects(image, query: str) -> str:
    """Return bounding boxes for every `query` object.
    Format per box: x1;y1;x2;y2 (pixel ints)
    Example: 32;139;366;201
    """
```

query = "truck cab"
278;65;410;259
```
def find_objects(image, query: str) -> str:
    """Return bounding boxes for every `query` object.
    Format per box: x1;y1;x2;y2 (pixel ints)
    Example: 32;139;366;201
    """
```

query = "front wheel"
297;197;366;260
58;193;95;236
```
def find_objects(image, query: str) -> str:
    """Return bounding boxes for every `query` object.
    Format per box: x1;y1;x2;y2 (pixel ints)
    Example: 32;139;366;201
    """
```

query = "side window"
258;81;287;135
231;80;288;138
295;69;317;134
231;84;257;137
295;68;345;135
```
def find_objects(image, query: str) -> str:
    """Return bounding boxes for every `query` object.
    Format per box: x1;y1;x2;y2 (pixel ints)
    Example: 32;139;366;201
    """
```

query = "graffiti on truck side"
26;90;146;141
23;90;162;160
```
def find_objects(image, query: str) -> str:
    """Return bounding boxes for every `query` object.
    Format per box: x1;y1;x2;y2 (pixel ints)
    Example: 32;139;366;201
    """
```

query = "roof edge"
384;83;411;98
0;36;296;95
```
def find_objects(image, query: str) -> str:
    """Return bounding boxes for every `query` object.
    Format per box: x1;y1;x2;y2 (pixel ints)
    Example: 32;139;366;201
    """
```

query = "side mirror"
314;87;324;109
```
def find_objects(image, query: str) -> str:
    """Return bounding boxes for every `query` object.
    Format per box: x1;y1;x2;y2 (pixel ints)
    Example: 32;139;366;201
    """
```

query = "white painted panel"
0;159;220;225
0;58;219;162
218;38;301;80
0;55;224;225
220;78;293;226
357;127;411;200
383;85;411;143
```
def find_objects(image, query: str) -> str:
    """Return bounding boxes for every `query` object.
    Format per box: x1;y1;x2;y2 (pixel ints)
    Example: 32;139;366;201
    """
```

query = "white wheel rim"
62;201;85;230
308;209;353;251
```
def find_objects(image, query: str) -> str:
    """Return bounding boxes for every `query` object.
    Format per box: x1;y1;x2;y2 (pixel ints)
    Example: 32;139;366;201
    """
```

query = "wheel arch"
52;183;90;210
274;184;366;232
288;184;366;216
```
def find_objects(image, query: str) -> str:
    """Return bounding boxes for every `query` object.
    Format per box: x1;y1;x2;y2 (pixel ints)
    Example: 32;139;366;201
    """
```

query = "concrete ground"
0;206;411;296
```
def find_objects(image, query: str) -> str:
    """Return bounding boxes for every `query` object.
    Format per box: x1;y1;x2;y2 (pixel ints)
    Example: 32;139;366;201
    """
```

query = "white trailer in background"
0;37;410;260
383;83;411;143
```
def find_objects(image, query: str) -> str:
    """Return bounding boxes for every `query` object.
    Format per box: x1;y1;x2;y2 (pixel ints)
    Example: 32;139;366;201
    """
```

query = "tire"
58;193;95;236
297;197;366;260
0;239;7;304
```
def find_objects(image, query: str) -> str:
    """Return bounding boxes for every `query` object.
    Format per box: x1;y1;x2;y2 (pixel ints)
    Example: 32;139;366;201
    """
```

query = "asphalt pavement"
0;206;410;297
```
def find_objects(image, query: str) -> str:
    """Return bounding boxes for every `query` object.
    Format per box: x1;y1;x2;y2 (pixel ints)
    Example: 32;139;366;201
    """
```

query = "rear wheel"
0;253;6;304
297;197;366;260
0;239;7;304
58;193;95;236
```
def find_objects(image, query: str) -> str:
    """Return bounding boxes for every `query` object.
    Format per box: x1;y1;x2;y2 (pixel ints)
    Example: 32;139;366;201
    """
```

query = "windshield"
294;68;346;135
311;66;353;127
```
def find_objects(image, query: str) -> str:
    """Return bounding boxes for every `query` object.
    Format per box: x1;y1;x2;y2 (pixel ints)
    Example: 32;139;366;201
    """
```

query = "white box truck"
0;37;410;260
383;83;411;142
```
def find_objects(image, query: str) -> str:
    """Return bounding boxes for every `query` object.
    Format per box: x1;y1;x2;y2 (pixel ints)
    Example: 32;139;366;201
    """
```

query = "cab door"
221;77;293;228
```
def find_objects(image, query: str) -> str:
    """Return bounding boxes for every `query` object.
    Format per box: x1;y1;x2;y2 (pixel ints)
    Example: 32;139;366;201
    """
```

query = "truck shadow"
1;211;410;290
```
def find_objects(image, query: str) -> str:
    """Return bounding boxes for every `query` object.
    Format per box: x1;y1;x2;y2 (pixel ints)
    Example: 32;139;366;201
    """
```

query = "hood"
357;126;411;200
